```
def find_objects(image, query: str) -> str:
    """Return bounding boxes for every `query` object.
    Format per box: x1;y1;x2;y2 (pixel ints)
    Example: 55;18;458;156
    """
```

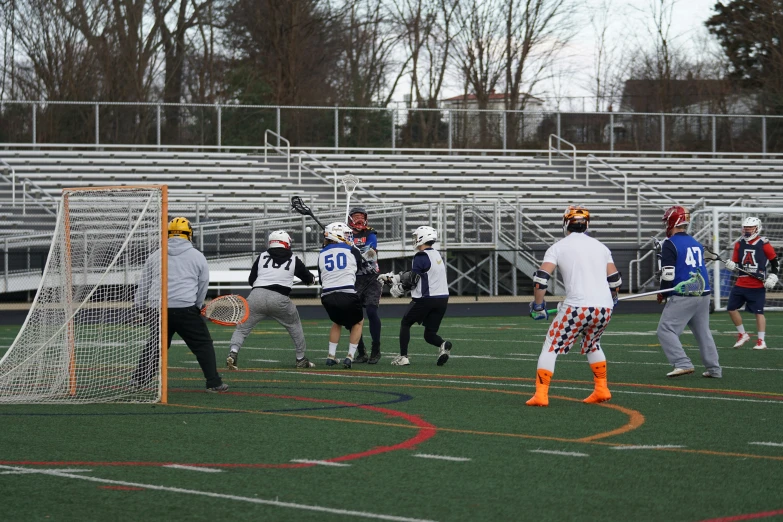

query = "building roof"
620;79;734;113
442;92;544;104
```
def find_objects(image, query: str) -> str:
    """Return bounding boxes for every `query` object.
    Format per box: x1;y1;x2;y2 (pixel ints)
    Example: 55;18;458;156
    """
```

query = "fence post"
712;115;716;156
276;107;281;146
556;112;561;141
3;237;8;294
391;108;396;150
156;104;162;149
502;111;507;151
334;105;339;151
610;113;614;155
216;104;222;150
32;102;36;145
448;110;453;153
762;116;767;156
660;114;665;155
95;103;100;145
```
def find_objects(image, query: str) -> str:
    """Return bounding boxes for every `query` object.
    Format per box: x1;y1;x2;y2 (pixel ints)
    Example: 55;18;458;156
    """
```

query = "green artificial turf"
0;312;782;521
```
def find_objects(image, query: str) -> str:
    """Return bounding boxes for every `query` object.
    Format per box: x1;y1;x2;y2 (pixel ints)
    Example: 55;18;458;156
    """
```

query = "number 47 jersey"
664;233;712;293
318;243;364;296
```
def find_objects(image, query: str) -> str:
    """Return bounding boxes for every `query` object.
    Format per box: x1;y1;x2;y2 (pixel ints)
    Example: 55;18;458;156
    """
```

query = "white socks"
328;342;338;357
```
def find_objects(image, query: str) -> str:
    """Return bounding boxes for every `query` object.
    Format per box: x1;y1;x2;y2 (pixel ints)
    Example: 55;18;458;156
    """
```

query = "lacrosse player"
527;206;619;407
378;226;452;366
347;207;383;364
656;206;722;378
319;222;365;368
132;217;228;392
724;217;779;350
226;231;316;370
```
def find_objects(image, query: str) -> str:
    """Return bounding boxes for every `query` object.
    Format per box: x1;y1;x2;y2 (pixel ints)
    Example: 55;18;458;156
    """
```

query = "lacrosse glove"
765;273;779;290
390;283;406;298
656;293;666;304
378;272;400;286
529;301;549;321
725;259;737;271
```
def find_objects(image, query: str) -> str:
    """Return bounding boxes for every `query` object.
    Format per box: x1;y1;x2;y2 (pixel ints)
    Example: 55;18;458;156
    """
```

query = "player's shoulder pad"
759;236;770;244
365;226;375;233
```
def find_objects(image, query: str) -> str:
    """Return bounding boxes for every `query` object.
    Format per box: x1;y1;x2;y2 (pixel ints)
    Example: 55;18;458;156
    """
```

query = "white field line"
413;454;471;462
164;464;223;473
0;468;92;475
0;465;435;522
289;460;351;467
278;372;783;405
249;359;280;363
628;350;660;353
611;445;686;450
529;450;589;457
748;442;783;447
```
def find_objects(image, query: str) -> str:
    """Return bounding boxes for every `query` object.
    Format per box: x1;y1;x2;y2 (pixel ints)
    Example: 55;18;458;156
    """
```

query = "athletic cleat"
526;394;549;407
295;357;315;368
666;367;695;378
753;339;768;350
583;388;612;404
733;332;751;348
343;355;353;369
436;341;452;366
226;351;239;370
702;371;722;378
368;351;381;364
206;383;229;393
390;355;410;366
325;355;338;367
353;353;369;363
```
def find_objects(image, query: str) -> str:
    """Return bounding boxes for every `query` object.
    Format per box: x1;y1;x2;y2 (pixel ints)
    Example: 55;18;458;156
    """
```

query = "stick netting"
692;207;783;311
0;187;165;403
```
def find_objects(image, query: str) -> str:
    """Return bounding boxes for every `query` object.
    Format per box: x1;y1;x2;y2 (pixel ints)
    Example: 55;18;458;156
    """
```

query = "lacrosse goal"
0;186;168;403
691;206;783;312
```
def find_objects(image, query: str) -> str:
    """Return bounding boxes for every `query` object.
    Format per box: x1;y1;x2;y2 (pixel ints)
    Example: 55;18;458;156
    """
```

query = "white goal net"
0;186;167;403
691;206;783;312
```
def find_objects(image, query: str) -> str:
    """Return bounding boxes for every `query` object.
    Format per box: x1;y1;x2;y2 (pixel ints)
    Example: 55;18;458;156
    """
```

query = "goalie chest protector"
251;250;300;288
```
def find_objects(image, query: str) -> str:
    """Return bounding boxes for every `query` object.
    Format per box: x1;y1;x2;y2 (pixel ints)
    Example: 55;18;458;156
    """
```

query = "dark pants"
134;306;223;388
399;298;449;356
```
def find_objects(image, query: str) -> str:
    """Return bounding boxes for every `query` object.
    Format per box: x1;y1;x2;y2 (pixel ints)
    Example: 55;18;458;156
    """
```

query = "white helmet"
412;226;437;248
268;230;292;249
742;217;761;241
324;222;353;244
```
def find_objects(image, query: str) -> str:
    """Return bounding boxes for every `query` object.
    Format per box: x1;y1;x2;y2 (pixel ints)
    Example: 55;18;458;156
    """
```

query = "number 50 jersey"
318;243;364;296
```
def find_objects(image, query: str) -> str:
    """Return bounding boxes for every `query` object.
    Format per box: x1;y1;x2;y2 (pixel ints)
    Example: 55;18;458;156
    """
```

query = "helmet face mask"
742;217;761;241
168;217;193;241
348;207;368;230
324;222;353;244
662;206;689;237
412;226;437;249
268;230;292;249
562;205;589;235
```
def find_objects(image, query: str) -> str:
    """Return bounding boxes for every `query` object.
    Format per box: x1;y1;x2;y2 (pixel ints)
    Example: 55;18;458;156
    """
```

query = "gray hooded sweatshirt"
135;237;210;309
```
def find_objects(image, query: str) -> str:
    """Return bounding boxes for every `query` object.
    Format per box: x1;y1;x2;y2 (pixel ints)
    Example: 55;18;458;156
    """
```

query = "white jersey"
318;243;359;295
251;250;299;288
411;248;449;299
543;232;615;309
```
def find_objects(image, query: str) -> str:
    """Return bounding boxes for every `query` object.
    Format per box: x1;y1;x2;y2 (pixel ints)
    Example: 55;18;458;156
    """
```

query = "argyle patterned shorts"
544;306;613;355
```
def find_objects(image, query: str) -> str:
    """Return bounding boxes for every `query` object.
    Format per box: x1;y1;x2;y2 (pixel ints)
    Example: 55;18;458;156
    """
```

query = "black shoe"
354;353;369;363
206;383;229;393
437;341;452;366
368;351;381;364
226;351;239;370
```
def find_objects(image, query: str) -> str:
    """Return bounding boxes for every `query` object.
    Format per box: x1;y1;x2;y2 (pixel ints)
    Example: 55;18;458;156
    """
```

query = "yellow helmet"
168;217;193;240
563;205;590;234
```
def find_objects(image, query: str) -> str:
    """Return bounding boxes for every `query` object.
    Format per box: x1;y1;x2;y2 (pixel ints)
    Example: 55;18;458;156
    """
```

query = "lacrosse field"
1;312;781;522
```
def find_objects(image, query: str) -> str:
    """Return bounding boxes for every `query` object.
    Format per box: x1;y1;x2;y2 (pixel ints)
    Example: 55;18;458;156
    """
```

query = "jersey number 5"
324;252;347;271
685;247;703;268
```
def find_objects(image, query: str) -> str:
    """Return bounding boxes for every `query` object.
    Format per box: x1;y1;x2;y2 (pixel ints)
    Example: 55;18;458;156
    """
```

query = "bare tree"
587;0;626;112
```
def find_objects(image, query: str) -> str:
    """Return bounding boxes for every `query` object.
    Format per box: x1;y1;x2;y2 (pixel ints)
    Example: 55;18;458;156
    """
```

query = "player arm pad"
661;266;675;282
770;257;779;275
607;271;622;289
533;269;550;290
399;270;420;290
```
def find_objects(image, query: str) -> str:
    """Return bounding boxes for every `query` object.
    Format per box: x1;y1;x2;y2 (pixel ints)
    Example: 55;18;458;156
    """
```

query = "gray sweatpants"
229;288;307;359
657;295;721;376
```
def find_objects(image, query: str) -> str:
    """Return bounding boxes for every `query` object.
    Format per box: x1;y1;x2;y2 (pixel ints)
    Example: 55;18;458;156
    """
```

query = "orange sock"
526;369;553;407
584;362;611;404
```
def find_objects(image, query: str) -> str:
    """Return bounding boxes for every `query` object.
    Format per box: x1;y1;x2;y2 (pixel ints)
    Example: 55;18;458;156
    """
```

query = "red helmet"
662;206;689;237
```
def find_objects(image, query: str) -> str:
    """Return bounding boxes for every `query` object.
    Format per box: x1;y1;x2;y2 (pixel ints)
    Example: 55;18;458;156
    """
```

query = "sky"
399;0;723;108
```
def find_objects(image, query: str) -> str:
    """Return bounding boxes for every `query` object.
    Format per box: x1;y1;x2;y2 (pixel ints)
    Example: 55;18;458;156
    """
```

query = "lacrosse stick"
704;248;767;283
291;196;326;230
341;174;360;222
536;271;708;316
201;295;250;326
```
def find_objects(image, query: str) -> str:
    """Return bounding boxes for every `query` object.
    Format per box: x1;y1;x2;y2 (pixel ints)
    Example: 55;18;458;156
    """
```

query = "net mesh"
0;186;165;403
673;271;706;296
203;295;249;326
692;207;783;311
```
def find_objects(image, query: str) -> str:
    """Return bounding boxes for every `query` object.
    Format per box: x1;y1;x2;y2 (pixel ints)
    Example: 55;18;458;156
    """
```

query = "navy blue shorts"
727;286;766;314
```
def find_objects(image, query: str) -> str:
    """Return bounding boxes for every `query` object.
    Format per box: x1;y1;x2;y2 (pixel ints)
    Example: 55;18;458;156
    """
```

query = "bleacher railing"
3;100;783;155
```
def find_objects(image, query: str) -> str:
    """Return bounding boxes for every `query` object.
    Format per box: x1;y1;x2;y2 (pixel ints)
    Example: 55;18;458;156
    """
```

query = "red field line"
700;508;783;521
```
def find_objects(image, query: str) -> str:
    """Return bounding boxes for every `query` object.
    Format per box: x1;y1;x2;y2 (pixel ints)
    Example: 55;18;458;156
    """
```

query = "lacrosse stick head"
673;271;706;296
341;175;360;194
291;196;311;215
